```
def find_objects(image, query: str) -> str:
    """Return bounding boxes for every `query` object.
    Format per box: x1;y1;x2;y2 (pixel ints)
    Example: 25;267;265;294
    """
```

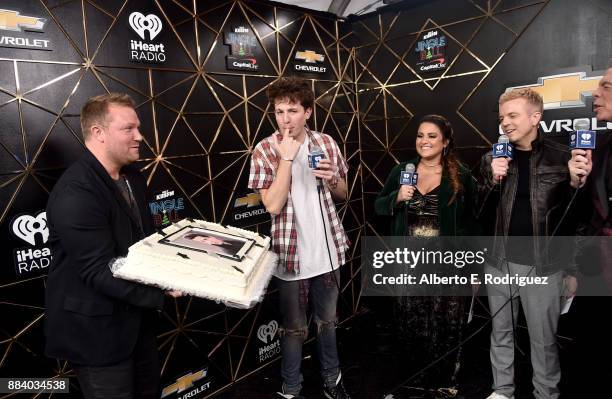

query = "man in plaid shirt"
248;77;351;399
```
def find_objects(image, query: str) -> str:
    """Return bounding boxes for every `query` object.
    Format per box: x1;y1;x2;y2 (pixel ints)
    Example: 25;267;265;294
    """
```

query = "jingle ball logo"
128;11;166;63
256;320;280;363
414;29;447;72
149;189;184;228
10;211;53;278
224;26;259;71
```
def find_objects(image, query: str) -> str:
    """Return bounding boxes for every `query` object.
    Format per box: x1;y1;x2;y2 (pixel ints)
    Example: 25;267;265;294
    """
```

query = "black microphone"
399;163;418;205
309;145;325;189
492;134;513;159
569;119;596;150
491;134;513;183
308;145;325;169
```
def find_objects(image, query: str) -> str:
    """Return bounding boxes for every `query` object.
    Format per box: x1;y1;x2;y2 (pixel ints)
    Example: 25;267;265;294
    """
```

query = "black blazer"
45;150;164;366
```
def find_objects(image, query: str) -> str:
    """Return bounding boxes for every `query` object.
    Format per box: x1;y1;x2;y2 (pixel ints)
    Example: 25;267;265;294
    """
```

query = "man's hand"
312;158;338;185
491;157;510;183
273;128;301;161
396;185;415;203
563;275;577;300
568;149;592;188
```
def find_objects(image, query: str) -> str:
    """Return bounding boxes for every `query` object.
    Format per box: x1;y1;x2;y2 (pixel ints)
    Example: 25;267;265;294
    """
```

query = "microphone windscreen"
574;120;590;131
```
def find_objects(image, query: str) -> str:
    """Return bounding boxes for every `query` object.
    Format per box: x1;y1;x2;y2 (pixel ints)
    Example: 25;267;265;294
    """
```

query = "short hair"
499;88;543;113
80;93;136;140
266;77;314;110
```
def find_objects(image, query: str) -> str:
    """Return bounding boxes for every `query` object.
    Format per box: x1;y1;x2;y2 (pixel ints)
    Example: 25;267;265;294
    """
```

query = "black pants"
71;327;159;399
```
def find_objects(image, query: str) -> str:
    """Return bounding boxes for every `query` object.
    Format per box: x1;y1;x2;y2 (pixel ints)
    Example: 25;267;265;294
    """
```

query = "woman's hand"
396;185;415;203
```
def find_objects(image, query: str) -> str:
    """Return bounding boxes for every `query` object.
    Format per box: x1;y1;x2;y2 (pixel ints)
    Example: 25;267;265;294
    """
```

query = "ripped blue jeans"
276;269;340;395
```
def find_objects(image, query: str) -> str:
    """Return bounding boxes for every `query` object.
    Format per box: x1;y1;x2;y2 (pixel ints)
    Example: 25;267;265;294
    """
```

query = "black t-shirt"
507;149;534;264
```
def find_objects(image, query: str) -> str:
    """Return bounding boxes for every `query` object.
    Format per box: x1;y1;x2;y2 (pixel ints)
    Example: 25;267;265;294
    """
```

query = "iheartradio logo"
257;320;278;344
12;211;48;246
581;133;592;141
129;12;162;40
496;144;503;151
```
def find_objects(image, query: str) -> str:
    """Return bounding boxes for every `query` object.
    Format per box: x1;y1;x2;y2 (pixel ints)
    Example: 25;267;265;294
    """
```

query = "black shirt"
507;149;534;264
114;175;144;238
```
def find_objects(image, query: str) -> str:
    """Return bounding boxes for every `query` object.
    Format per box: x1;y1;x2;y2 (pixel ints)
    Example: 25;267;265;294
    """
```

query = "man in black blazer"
45;93;179;399
568;60;612;395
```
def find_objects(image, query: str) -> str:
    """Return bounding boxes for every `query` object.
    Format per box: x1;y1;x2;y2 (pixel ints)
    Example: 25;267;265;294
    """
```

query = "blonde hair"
499;88;543;113
80;93;135;140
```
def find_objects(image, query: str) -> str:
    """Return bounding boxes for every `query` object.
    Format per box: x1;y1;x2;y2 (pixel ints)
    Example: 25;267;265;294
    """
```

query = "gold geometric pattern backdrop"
3;0;604;397
354;0;551;237
0;0;359;397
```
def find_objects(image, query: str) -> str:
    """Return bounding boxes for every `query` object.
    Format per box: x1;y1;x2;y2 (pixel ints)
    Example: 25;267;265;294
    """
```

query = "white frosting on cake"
113;219;277;308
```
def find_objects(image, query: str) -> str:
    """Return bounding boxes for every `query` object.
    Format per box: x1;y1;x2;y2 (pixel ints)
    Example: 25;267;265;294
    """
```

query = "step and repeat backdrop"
0;0;609;398
354;0;611;235
0;0;358;397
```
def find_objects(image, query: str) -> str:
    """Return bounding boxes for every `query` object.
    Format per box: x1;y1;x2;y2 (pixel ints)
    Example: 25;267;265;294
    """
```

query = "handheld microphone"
308;145;325;169
569;120;596;149
399;163;418;186
492;134;513;159
399;163;418;206
309;145;325;190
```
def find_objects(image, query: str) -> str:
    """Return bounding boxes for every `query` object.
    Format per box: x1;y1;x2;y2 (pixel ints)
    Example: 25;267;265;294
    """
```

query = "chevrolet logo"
234;193;261;208
295;50;324;64
234;193;262;208
161;369;207;398
0;9;46;32
506;72;601;110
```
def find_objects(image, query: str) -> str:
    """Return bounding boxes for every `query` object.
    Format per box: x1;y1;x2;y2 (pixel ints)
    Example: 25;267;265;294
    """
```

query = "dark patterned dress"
395;186;466;389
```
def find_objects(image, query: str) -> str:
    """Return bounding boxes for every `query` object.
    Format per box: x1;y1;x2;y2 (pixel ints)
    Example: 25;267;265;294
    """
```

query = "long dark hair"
418;114;462;204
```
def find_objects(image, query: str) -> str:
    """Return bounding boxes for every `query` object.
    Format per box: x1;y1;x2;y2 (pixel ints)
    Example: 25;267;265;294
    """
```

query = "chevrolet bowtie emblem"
161;369;207;398
295;50;324;64
506;72;601;110
0;9;46;32
234;193;262;208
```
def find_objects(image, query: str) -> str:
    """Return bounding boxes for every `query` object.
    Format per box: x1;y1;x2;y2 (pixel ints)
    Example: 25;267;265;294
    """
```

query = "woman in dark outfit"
374;114;479;396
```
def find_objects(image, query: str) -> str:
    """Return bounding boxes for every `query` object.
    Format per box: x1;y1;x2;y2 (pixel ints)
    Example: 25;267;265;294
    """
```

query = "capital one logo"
12;211;48;245
257;320;278;344
128;12;162;40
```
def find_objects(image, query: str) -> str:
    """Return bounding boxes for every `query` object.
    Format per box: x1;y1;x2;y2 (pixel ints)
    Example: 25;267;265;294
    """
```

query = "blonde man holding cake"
45;93;180;399
248;77;351;399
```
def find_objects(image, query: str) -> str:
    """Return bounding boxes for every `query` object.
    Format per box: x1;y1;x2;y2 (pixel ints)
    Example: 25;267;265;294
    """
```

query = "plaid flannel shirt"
248;128;349;275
